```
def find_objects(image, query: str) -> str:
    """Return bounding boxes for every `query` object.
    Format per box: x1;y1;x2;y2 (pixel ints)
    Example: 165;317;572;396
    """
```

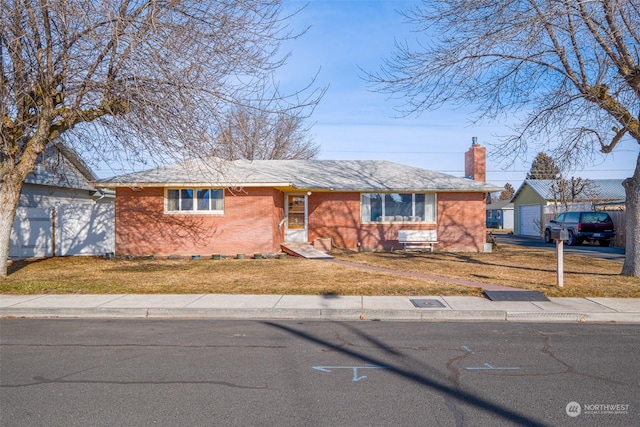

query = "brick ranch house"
95;143;501;257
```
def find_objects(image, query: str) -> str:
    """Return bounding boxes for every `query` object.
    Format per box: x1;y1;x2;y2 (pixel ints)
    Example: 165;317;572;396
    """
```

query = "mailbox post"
551;228;569;288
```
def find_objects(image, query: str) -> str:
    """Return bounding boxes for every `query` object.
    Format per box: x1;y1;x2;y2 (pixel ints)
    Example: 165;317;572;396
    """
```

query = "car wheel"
566;230;577;246
599;239;611;247
544;229;553;244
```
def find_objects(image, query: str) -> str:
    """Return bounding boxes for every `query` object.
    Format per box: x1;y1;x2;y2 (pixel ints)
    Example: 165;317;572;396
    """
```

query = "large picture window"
166;188;224;213
361;193;436;223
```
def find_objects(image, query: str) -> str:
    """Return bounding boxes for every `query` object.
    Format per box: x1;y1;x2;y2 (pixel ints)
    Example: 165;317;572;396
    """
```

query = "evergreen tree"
527;153;561;180
499;183;515;201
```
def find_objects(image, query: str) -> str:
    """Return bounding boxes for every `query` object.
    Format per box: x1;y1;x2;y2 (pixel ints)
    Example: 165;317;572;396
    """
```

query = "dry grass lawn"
1;243;638;297
336;245;640;297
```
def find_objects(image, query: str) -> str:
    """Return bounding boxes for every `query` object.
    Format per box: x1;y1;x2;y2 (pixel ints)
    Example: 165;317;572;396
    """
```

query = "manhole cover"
410;299;446;308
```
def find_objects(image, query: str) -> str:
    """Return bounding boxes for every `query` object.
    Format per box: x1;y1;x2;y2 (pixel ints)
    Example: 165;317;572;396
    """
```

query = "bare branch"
366;0;640;150
0;0;325;276
366;0;640;275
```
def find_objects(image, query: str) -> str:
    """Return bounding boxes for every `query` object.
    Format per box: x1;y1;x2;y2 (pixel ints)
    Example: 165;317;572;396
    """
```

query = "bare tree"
551;176;597;209
367;0;640;276
0;0;323;276
213;104;319;160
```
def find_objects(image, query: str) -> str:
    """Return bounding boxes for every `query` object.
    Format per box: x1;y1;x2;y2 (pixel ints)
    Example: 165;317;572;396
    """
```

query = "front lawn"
1;244;638;297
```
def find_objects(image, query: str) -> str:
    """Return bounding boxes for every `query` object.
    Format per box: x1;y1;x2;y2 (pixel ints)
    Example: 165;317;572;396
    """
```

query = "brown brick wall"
437;192;487;251
307;192;362;249
308;192;486;251
115;188;486;255
115;187;284;256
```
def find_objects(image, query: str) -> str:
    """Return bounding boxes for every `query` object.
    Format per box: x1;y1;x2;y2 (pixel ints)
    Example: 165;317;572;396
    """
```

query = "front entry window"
288;195;305;229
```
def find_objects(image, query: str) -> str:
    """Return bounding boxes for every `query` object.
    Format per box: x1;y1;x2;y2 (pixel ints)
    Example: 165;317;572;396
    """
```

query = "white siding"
9;203;114;259
503;209;514;229
56;204;115;256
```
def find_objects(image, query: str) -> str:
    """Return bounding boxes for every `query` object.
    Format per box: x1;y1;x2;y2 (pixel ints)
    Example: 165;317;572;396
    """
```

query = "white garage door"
10;207;53;258
519;205;541;237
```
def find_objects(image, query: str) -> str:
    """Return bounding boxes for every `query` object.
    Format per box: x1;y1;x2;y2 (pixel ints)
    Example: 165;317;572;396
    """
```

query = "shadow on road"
263;321;547;426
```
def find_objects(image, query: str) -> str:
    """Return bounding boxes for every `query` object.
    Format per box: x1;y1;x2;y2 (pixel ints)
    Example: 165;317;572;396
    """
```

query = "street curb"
506;311;640;323
1;307;150;318
580;312;640;323
3;307;638;323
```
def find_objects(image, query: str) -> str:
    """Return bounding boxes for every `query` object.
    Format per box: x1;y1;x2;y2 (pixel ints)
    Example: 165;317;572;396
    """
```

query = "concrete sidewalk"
1;294;639;323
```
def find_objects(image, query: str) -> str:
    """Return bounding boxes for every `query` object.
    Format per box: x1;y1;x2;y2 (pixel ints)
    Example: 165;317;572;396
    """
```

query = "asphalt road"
495;234;626;262
1;319;638;426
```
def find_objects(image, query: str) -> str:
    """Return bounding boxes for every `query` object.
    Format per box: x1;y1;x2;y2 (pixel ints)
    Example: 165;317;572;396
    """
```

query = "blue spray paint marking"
466;363;520;371
462;345;519;370
312;364;388;382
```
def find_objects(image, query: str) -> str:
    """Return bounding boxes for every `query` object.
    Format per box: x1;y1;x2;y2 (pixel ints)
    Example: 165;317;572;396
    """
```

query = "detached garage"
511;181;549;237
510;179;625;238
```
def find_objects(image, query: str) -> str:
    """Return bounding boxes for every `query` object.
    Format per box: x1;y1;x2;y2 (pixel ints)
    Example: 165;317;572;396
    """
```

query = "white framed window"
166;188;224;213
361;193;436;223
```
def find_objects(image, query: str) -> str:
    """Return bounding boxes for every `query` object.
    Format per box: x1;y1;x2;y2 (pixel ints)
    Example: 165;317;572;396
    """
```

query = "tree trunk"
621;152;640;277
0;172;24;278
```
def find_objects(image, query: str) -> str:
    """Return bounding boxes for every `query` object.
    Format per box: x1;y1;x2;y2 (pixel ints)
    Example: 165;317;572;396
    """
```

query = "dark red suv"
544;211;616;246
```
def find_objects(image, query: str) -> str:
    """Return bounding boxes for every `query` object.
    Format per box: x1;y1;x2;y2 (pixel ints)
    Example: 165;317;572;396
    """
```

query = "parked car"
544;211;616;246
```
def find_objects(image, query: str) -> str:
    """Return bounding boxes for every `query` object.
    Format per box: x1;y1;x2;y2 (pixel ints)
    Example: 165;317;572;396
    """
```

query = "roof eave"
93;181;295;189
93;181;501;193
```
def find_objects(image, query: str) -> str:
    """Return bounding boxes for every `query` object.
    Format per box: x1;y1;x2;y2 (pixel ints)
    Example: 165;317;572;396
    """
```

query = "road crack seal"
443;347;474;427
536;330;638;388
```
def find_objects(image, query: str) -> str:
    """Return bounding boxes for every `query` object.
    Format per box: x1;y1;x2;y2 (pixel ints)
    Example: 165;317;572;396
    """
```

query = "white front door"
285;194;307;242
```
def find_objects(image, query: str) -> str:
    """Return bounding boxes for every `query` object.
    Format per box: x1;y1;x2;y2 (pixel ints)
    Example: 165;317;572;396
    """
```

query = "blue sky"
277;0;638;187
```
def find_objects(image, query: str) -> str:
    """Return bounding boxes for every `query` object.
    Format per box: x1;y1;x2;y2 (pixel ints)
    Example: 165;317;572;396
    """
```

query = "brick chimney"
465;137;486;182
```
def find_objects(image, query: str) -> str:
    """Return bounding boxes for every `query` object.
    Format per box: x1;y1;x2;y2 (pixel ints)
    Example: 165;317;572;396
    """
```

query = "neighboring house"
20;142;112;208
486;200;514;230
96;143;502;257
511;179;625;237
10;141;115;259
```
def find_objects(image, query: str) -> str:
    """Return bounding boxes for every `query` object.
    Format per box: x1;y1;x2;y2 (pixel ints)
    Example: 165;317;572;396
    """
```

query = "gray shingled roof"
486;200;514;211
513;179;626;202
96;158;502;193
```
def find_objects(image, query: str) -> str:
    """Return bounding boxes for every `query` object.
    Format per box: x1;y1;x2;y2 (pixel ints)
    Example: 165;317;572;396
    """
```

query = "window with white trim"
166;188;224;213
361;193;436;223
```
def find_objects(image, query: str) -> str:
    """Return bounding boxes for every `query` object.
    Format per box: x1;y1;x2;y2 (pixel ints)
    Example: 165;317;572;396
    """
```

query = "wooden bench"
398;230;438;252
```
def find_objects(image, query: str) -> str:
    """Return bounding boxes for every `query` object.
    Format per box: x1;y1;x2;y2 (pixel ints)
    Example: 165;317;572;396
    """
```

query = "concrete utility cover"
410;299;446;308
482;290;549;302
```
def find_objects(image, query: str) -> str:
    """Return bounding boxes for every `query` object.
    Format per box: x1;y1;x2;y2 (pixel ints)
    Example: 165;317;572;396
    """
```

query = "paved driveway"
495;234;626;262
